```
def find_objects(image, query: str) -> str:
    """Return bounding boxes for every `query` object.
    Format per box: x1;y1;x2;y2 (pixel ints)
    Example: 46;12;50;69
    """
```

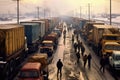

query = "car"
109;51;120;70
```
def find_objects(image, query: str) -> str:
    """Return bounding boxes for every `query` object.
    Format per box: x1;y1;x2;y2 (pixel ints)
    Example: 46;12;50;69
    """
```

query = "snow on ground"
48;23;85;80
48;22;116;80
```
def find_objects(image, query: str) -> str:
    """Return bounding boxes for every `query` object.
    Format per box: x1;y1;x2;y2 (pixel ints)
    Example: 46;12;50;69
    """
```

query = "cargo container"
39;19;51;34
31;20;46;41
81;21;104;41
20;22;41;52
0;24;25;79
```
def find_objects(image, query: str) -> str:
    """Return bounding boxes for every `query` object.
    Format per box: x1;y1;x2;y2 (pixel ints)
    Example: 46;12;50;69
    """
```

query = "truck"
109;51;120;70
31;20;46;41
18;62;43;80
44;32;58;48
91;25;114;55
0;24;26;79
40;40;54;57
82;21;104;42
27;53;49;79
100;27;120;57
102;41;120;56
20;21;41;53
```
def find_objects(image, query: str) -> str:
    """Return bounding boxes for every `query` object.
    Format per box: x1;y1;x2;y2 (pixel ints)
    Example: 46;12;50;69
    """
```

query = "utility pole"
37;7;40;20
13;0;20;24
80;6;81;19
88;3;90;21
44;8;45;19
110;0;112;25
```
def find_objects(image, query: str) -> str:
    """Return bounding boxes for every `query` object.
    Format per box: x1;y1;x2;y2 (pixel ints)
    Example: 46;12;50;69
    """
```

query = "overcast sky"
0;0;120;16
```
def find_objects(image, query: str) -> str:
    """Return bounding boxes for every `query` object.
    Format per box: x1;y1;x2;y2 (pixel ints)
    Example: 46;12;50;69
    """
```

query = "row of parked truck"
79;19;120;70
0;17;61;79
18;21;63;80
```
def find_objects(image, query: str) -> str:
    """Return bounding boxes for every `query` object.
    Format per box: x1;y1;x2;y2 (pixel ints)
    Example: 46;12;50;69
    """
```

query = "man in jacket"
56;59;63;77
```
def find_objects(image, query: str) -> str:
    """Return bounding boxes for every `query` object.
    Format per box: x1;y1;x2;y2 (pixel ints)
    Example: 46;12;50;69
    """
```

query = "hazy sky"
0;0;120;16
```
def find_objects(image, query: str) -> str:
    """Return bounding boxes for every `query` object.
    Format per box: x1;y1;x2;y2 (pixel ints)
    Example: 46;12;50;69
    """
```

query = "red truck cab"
18;62;43;80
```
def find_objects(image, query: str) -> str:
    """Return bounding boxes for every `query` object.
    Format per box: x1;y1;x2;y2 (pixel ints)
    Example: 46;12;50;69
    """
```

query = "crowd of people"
56;27;107;79
72;29;107;73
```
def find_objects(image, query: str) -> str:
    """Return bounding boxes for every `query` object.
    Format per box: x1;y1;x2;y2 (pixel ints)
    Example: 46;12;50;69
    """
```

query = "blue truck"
20;22;41;53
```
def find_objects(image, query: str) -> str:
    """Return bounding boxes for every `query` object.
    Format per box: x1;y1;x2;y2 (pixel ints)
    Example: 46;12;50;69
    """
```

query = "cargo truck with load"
81;21;104;43
0;24;26;79
90;25;114;55
40;40;54;57
31;20;46;42
20;22;42;53
35;19;51;34
18;62;44;80
102;41;120;56
27;53;49;79
44;32;58;49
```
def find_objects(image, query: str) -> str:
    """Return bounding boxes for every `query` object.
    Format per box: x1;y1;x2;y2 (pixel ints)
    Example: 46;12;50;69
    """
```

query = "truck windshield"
40;48;51;53
43;43;53;46
103;36;120;40
19;70;39;78
105;45;120;51
114;56;120;61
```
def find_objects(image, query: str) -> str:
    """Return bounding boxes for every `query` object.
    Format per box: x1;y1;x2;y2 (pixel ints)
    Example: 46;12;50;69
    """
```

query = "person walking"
72;34;74;44
83;54;88;68
81;44;85;56
76;51;80;63
74;42;78;52
76;34;79;41
99;55;106;73
87;53;92;69
56;59;63;77
77;41;82;53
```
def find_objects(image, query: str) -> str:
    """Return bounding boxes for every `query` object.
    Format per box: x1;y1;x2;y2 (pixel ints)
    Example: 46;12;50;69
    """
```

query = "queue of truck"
79;20;120;70
18;21;63;80
0;17;62;80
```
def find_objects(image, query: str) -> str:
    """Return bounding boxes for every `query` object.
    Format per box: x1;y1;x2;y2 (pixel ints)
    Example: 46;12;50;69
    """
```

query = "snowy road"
48;23;85;80
48;22;116;80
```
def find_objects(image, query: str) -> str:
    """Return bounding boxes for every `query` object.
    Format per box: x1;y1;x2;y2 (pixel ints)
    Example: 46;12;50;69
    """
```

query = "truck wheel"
9;59;15;73
5;63;10;78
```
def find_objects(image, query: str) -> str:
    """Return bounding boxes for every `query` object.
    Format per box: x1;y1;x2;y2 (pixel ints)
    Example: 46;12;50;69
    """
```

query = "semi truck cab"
18;62;43;80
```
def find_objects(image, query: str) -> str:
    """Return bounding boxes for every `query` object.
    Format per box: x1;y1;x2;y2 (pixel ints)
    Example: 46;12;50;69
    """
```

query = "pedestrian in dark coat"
76;51;80;63
81;44;85;56
74;42;78;52
76;34;79;41
56;59;63;77
77;41;82;52
87;53;92;69
83;54;88;68
99;55;106;72
72;34;74;44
